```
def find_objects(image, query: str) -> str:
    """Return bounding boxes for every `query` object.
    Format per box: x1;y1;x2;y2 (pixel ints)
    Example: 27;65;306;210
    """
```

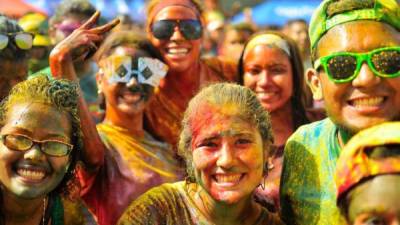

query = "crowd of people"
0;0;399;224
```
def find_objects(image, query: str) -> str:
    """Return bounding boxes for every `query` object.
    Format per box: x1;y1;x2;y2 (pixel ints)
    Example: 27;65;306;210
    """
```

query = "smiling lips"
213;173;244;186
165;47;190;58
349;96;385;109
16;168;46;182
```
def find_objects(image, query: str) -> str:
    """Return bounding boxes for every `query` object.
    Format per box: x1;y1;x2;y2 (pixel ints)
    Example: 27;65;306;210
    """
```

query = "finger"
81;11;101;29
90;18;120;34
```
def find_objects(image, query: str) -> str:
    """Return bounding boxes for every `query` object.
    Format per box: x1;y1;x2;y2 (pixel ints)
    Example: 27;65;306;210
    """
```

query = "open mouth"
212;173;245;187
165;47;190;58
348;96;386;110
15;167;47;183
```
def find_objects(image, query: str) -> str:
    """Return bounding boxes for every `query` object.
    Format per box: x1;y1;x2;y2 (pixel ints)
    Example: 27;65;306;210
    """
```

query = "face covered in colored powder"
243;44;293;113
348;174;400;225
98;46;156;115
310;21;400;133
148;5;202;73
0;102;72;199
190;102;265;204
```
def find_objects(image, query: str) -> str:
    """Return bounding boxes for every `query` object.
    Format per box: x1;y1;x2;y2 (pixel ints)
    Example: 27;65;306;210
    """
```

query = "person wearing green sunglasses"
280;0;400;225
0;15;30;102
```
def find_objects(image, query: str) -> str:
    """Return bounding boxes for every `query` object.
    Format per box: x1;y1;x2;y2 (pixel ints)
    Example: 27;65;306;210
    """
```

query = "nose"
216;143;234;169
351;63;381;88
127;76;139;88
170;25;185;41
23;144;46;161
258;70;272;87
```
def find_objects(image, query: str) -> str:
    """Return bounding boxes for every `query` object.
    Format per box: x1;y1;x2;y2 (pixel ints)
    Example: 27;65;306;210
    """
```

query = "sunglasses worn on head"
0;33;34;50
151;19;202;40
314;46;400;83
0;134;73;157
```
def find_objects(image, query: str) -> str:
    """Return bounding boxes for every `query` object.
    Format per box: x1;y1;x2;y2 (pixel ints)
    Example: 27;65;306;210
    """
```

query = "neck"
193;185;262;225
164;61;201;93
2;189;46;225
103;106;145;138
270;103;294;147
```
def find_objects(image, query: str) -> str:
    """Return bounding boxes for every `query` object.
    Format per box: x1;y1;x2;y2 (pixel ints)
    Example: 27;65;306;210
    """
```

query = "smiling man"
279;0;400;225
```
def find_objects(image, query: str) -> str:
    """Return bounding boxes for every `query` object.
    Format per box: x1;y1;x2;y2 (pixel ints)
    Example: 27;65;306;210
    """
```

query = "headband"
309;0;400;51
335;122;400;204
243;34;291;59
147;0;200;28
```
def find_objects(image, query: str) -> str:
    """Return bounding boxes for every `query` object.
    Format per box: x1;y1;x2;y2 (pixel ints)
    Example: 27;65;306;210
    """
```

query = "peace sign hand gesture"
50;11;120;80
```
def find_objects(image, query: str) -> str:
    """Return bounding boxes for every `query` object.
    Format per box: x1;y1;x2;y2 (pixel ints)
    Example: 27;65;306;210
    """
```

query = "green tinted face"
348;175;400;225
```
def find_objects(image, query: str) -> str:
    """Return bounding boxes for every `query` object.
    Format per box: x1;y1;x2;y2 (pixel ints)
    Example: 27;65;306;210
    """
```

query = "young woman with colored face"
238;31;311;210
0;75;86;225
118;83;284;225
0;15;31;101
335;122;400;225
50;13;184;225
144;0;238;146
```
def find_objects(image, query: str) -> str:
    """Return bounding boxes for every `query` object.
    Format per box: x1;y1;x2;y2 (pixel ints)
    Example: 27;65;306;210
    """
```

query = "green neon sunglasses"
314;46;400;83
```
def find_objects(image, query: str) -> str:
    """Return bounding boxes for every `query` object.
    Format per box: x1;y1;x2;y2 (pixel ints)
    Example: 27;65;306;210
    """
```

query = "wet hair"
0;16;29;61
178;83;273;181
0;74;82;196
49;0;97;25
225;22;256;35
313;0;376;61
94;30;162;62
94;30;163;110
238;31;310;130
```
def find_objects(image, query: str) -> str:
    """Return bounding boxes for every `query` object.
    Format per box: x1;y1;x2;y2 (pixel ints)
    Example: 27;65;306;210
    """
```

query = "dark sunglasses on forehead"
0;32;34;50
314;46;400;83
151;19;203;40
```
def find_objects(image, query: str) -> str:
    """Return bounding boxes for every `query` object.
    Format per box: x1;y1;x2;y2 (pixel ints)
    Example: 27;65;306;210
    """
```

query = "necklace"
41;196;48;225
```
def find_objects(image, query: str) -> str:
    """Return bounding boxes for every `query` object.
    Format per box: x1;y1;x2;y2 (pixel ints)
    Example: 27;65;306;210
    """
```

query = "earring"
259;175;266;190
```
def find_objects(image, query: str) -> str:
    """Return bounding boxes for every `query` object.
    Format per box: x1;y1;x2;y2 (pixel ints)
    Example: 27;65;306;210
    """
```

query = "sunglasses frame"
314;46;400;83
0;134;73;157
150;19;203;40
0;32;34;50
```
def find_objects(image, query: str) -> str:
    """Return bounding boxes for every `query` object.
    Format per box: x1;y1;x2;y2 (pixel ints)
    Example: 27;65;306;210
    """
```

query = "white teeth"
352;97;384;108
167;48;189;54
214;174;242;183
17;169;45;181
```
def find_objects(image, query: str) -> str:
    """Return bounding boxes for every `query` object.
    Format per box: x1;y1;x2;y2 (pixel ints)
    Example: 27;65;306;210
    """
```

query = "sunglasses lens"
0;34;9;50
152;20;175;40
3;135;31;151
327;55;357;81
42;142;71;156
371;49;400;76
180;20;202;40
15;33;33;50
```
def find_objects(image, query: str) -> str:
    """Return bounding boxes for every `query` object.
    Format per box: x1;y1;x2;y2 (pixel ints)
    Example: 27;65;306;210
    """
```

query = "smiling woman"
0;75;86;225
144;0;238;146
118;83;284;225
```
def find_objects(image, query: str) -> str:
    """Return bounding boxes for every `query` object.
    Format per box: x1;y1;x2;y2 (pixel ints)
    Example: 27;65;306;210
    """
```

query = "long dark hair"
238;31;309;130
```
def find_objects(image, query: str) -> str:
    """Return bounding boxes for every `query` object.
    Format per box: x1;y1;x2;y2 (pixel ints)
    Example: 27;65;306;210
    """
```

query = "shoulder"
118;182;187;224
287;118;336;146
202;56;238;82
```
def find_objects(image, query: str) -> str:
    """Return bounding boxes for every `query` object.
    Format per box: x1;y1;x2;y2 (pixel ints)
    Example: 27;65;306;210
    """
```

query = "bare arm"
50;11;119;169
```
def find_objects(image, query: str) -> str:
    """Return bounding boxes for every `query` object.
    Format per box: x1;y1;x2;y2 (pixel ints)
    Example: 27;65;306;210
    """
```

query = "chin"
337;117;393;134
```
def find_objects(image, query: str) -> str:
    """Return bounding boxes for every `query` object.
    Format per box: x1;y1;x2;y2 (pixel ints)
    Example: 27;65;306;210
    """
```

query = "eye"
196;140;218;148
245;67;262;75
235;138;252;146
269;66;287;74
363;216;386;225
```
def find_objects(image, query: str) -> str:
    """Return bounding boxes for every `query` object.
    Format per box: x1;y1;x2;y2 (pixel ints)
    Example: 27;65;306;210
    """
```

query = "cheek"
48;156;70;174
192;150;217;171
243;74;257;90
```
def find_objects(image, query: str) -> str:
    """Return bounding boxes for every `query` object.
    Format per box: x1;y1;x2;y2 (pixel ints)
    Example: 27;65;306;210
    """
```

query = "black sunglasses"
151;19;202;40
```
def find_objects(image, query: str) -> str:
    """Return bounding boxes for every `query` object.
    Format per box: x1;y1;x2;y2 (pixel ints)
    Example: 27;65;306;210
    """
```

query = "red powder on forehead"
147;0;200;26
189;102;217;139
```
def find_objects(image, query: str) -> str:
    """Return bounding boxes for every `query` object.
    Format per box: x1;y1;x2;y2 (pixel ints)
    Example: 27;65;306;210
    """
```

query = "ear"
306;68;323;101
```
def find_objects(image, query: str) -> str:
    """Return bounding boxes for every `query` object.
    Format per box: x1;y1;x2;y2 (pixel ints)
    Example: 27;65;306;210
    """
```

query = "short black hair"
50;0;97;25
0;15;28;61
